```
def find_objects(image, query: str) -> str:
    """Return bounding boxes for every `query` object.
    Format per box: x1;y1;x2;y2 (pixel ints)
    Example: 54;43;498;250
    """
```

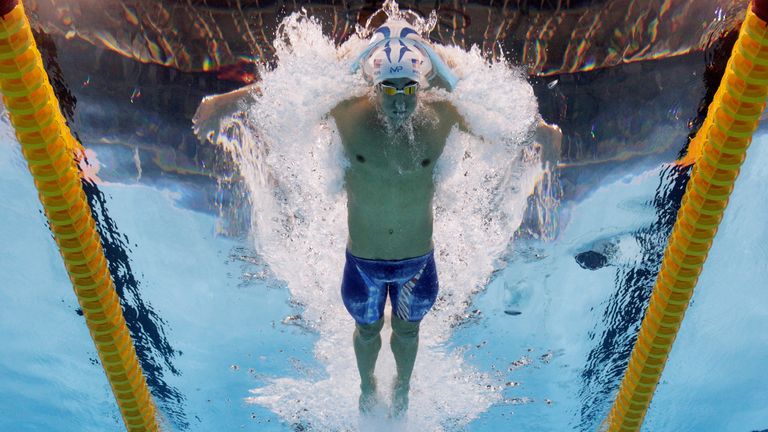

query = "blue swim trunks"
341;250;439;325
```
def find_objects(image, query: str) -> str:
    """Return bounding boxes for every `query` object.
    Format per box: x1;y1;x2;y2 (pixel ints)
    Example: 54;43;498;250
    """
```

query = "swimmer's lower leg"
390;315;420;384
353;318;384;391
390;315;420;416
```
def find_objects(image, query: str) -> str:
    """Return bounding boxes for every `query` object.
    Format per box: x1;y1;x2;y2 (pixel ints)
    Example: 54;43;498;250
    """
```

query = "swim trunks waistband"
345;249;434;264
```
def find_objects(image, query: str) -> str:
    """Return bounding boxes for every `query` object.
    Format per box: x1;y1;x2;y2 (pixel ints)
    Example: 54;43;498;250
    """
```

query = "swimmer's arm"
329;97;366;120
329;97;369;143
533;120;563;166
192;84;260;143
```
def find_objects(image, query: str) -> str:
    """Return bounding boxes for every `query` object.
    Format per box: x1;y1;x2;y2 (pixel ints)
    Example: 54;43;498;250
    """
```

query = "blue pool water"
2;2;768;428
2;101;767;432
451;136;768;431
0;129;304;430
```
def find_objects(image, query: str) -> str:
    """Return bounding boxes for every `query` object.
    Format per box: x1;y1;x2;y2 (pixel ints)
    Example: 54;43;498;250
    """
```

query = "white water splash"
356;0;438;39
217;9;543;432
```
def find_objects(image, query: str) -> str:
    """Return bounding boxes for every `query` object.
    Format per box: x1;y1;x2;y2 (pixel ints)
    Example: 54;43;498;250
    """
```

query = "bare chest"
353;138;437;177
345;120;449;178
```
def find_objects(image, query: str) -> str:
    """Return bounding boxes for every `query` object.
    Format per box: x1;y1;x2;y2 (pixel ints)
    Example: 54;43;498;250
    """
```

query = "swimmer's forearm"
534;120;563;165
193;84;260;142
200;83;260;109
224;83;260;100
534;120;562;143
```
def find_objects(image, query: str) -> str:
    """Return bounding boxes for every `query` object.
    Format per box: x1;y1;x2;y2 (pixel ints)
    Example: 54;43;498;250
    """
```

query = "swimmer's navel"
421;158;431;167
356;154;365;163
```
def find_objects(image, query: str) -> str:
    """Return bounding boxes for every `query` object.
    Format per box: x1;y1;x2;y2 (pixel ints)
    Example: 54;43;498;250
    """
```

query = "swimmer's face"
376;78;419;123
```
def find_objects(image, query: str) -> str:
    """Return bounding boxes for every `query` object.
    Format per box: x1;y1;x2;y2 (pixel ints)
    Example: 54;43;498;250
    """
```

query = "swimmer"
335;21;559;418
192;16;561;421
332;19;465;418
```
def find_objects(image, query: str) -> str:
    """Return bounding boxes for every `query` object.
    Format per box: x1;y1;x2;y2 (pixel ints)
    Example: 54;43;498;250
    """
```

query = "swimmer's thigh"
341;259;387;325
391;257;439;322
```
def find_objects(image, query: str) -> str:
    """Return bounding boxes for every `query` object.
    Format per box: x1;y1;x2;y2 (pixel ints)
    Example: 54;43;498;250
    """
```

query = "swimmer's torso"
332;97;459;260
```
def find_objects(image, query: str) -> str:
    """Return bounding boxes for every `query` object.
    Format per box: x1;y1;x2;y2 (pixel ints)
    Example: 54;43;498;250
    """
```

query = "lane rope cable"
604;1;768;430
0;1;160;430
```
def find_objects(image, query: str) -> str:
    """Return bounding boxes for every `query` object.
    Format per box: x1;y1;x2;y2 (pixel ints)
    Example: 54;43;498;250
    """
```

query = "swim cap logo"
390;66;404;73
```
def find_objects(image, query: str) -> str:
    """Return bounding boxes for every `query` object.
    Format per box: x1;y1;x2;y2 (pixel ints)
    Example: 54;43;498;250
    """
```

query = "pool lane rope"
0;1;160;431
604;1;768;431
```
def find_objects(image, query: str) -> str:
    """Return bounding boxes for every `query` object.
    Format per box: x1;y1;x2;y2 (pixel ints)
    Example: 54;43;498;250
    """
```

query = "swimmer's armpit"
192;83;260;144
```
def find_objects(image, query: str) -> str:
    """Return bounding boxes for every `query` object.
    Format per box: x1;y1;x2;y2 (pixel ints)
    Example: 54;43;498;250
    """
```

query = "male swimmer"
331;21;468;417
334;19;560;418
332;20;465;418
193;15;560;421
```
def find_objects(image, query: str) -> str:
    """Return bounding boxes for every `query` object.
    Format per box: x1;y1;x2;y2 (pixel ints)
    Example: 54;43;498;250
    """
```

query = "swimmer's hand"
534;120;563;166
192;84;259;144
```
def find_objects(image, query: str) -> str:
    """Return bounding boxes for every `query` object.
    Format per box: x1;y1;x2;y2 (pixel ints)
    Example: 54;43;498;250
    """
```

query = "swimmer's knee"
355;318;384;340
391;315;420;339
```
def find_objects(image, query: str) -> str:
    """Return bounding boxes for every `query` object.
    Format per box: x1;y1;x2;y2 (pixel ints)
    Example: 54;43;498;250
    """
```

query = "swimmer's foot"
390;380;410;419
359;378;380;415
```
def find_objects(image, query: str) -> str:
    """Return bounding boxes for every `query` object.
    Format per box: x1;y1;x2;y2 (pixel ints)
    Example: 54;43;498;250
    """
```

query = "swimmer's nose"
395;100;406;110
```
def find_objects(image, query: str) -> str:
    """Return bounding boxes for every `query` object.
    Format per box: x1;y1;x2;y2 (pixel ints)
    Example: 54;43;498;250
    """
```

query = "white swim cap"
360;20;433;85
350;19;459;90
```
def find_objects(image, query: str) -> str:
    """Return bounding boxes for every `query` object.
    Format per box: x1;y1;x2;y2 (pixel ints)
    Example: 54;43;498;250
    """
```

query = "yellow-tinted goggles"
379;82;419;96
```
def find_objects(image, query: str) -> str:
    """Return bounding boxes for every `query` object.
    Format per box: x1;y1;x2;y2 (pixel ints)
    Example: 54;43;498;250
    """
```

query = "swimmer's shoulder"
426;99;469;134
331;96;376;137
331;96;372;120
